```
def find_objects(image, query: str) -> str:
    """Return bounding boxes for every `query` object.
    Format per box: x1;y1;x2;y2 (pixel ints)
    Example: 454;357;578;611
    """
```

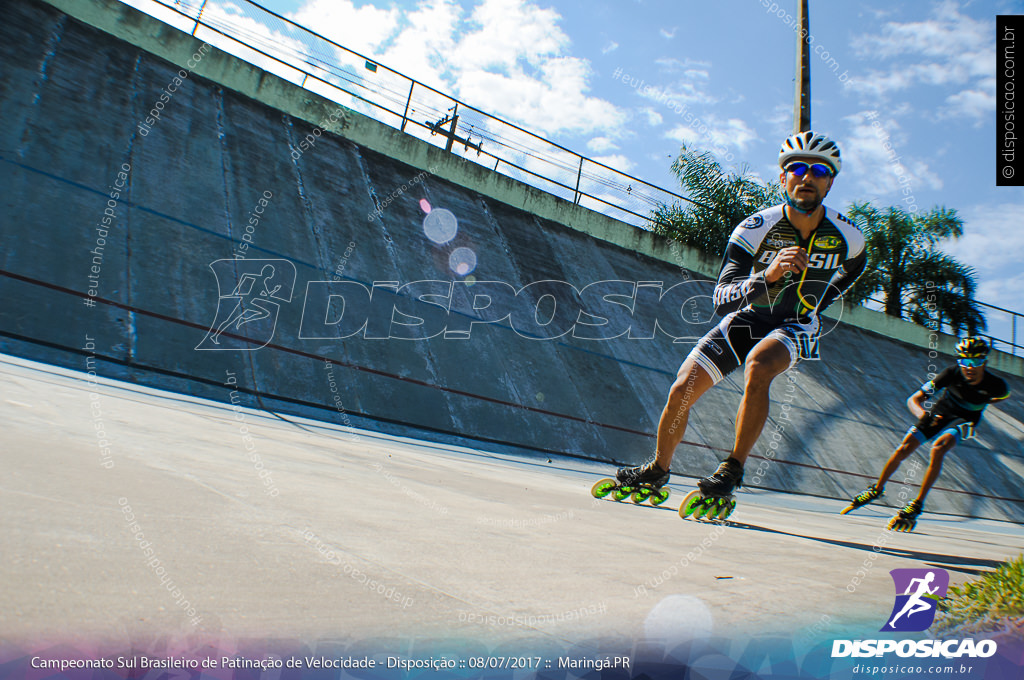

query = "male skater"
842;337;1010;527
617;131;865;500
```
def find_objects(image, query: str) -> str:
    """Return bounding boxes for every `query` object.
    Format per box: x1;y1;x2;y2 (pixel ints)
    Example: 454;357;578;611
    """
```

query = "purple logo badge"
881;568;949;632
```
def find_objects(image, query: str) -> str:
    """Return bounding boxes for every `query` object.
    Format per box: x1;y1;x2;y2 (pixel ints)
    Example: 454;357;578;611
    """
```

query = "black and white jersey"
712;204;867;322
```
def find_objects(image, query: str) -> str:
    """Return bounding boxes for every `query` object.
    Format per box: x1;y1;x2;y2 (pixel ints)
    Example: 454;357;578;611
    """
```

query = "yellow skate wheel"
888;518;911;532
649;487;671;506
591;478;617;499
679;490;703;519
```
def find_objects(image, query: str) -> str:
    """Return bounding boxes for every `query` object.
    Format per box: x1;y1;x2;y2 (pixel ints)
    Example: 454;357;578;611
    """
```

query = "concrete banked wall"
2;0;1023;521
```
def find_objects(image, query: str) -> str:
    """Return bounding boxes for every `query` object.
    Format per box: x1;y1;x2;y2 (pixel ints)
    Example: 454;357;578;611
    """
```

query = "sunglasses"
785;162;834;178
957;356;986;368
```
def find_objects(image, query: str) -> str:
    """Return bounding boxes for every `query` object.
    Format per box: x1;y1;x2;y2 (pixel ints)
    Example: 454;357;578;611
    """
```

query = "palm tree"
845;203;986;336
651;144;783;256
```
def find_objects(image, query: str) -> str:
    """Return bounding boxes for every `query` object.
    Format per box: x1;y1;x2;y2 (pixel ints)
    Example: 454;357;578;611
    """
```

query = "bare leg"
731;338;792;465
653;358;716;470
916;435;954;504
875;433;921;488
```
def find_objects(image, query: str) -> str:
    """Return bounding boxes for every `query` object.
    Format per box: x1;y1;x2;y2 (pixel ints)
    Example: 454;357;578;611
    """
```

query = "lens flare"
449;247;477;276
423;208;457;244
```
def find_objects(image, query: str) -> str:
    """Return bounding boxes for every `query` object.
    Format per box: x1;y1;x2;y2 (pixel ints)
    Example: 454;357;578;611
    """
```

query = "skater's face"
781;156;834;212
957;359;985;383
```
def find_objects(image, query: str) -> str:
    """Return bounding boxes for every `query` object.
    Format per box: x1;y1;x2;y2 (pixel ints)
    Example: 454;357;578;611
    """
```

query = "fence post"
400;81;414;132
192;0;208;37
574;156;583;204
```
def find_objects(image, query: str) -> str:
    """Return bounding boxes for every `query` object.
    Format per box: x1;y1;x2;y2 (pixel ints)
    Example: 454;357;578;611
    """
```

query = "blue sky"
135;0;1023;345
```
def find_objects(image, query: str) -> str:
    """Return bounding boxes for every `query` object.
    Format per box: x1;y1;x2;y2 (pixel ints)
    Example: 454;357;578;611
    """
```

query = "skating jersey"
920;366;1010;424
712;204;866;322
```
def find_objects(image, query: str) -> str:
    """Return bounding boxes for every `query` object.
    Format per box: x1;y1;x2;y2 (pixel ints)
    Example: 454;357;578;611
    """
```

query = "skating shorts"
907;412;975;445
687;309;820;385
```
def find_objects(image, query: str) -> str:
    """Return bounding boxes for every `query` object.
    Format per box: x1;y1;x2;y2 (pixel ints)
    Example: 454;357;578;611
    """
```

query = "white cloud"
640;107;663;126
289;0;627;139
290;0;400;55
943;89;994;125
973;273;1024;326
660;27;677;39
654;57;710;75
452;0;567;71
636;82;717;108
378;0;461;87
840;111;942;200
587;136;618;153
664;116;758;161
601;41;618;54
589;154;635;173
845;1;994;123
943;203;1024;277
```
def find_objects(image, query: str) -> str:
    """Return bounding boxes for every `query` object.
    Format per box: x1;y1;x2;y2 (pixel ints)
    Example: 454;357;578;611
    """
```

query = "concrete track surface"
3;353;1022;653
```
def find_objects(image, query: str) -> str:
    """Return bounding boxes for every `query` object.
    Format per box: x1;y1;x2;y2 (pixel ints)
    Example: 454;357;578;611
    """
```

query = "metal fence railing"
864;296;1021;357
120;0;698;231
119;0;1022;357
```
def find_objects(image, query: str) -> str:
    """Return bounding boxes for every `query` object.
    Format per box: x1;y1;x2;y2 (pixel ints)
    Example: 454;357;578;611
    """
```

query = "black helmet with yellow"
955;337;989;367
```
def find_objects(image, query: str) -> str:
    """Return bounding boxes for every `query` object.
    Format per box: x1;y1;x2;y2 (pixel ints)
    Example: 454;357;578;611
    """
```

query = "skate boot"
679;457;744;522
887;499;924;532
591;459;671;506
840;483;884;515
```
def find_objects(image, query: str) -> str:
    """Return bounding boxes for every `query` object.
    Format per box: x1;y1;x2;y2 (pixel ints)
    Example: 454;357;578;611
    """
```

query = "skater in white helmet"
616;131;865;519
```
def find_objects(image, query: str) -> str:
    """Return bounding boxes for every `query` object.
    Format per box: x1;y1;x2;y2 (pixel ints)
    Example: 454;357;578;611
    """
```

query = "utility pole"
427;104;483;156
794;0;811;133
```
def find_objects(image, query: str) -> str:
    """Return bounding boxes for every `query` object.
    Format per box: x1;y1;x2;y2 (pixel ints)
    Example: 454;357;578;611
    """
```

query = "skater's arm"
911;366;956;419
712;241;769;316
907;390;928;420
990;377;1011;402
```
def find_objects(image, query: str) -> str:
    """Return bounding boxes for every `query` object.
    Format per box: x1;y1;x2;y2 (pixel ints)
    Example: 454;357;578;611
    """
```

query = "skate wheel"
612;486;632;501
591;478;617;499
888;518;914;532
688;499;712;520
631;487;653;504
679;490;703;519
715;498;737;520
649;487;671;506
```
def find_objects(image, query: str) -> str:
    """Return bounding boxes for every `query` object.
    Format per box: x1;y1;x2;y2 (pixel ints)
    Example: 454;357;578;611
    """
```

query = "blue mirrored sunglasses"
785;161;834;178
957;356;986;368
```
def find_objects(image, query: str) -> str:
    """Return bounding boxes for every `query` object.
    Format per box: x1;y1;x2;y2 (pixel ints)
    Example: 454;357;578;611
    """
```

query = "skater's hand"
907;391;929;420
765;247;809;284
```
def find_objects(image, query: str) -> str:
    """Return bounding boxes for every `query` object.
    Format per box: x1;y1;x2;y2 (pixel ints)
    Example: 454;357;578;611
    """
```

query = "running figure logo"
881;568;949;632
196;259;296;351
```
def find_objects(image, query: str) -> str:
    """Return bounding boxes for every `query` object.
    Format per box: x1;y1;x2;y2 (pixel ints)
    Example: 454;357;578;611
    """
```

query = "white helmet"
778;131;842;175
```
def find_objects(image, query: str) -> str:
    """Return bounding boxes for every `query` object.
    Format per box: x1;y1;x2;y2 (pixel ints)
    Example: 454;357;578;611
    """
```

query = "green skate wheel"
631;487;653;503
649;487;671;506
692;498;713;520
613;486;632;501
591;478;617;499
679;490;703;519
716;498;737;520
